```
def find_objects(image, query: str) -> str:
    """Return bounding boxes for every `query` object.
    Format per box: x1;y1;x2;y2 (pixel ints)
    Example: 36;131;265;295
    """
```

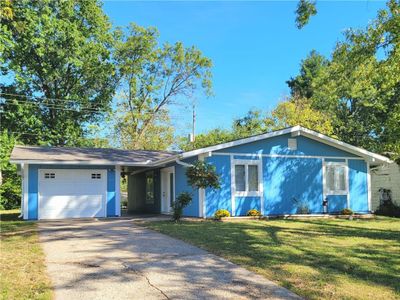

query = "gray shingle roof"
10;145;178;166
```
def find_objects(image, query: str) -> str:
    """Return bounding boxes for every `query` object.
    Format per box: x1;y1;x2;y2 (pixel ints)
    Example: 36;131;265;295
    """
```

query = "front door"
161;167;175;214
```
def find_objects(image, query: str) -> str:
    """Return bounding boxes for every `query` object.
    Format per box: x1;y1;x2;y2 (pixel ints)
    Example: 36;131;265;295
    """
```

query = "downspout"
18;163;24;218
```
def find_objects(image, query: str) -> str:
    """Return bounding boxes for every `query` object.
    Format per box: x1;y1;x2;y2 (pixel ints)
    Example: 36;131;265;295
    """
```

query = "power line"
1;101;104;113
0;92;101;104
2;98;102;112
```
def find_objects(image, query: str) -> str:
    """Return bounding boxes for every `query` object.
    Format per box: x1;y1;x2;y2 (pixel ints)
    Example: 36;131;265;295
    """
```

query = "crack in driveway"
122;263;170;299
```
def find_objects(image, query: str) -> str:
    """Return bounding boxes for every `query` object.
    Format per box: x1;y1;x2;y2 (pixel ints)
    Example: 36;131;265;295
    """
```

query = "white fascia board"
298;127;392;164
9;160;155;166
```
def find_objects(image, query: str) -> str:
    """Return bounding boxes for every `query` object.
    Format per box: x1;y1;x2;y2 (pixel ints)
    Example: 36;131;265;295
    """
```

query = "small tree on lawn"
172;160;220;222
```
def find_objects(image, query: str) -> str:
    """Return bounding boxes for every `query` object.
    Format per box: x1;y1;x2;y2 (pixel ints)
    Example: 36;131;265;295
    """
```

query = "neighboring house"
10;126;392;220
371;162;400;210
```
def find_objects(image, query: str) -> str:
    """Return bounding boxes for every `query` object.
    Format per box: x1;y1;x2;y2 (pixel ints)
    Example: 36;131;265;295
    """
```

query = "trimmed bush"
341;208;354;215
247;209;261;217
172;192;193;222
214;209;230;220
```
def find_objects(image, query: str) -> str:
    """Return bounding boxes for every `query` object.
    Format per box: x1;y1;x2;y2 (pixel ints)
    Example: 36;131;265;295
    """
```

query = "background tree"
295;0;317;29
113;23;212;150
0;0;116;207
289;0;400;161
1;0;116;146
286;50;329;99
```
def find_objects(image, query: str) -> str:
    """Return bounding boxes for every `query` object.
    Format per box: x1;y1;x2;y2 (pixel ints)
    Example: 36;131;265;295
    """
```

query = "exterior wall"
205;155;232;217
202;134;370;217
215;134;359;157
174;157;199;217
371;163;400;210
25;164;119;220
349;159;368;212
263;157;323;215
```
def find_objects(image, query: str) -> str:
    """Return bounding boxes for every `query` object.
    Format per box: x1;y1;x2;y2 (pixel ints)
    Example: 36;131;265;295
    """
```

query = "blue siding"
107;168;116;217
28;165;39;220
27;164;116;220
205;155;232;217
173;157;200;217
263;157;323;215
327;195;348;213
349;159;369;212
235;196;261;216
216;134;358;157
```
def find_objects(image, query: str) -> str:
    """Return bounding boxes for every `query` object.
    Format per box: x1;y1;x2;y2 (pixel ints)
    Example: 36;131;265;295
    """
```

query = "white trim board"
213;152;364;160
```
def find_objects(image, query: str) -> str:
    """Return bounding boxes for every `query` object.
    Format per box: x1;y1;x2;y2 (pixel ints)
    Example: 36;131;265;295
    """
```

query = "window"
233;160;261;196
145;171;155;204
91;173;101;179
44;173;55;179
325;162;347;194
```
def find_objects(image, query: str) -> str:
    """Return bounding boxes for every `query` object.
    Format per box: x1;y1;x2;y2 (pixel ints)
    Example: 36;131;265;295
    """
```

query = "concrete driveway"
38;219;301;300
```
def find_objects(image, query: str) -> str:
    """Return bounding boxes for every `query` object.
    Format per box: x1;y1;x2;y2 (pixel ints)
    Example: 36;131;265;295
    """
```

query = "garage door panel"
38;169;107;219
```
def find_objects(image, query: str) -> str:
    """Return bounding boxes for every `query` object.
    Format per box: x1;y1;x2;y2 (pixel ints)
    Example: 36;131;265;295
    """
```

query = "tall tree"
289;0;400;160
1;0;116;146
113;23;212;150
267;97;335;135
286;50;329;99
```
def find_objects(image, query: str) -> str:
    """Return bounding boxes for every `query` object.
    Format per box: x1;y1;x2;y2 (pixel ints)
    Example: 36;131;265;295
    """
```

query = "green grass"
0;210;52;300
146;217;400;300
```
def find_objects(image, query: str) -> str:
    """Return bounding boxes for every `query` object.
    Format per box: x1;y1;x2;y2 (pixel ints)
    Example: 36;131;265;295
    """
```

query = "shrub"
171;192;192;222
375;201;400;218
214;209;230;220
247;209;261;217
341;208;354;215
186;160;220;189
292;197;310;214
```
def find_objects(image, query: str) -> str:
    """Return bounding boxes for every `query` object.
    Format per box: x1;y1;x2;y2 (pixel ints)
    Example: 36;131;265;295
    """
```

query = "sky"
103;0;386;136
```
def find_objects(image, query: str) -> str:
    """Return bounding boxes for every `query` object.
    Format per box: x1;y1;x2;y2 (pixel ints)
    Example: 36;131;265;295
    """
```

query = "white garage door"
38;169;107;219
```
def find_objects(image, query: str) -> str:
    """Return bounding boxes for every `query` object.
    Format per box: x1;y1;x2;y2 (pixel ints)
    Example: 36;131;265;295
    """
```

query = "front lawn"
0;210;52;300
146;217;400;300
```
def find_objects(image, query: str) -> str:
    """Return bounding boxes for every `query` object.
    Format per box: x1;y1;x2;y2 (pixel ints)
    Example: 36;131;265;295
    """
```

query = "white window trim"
232;159;263;197
324;161;349;196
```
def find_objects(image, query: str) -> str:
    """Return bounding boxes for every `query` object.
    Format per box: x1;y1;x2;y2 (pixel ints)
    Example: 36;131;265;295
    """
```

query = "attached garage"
10;145;176;220
38;169;107;219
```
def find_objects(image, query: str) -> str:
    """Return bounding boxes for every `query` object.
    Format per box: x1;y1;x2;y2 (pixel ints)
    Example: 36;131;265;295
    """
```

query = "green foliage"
186;160;220;190
341;208;354;215
113;23;212;150
247;209;261;217
286;50;329;99
289;1;400;160
375;201;400;218
295;0;317;29
214;209;230;220
0;131;21;210
179;99;334;152
179;128;235;151
267;98;335;136
1;0;116;146
171;192;193;222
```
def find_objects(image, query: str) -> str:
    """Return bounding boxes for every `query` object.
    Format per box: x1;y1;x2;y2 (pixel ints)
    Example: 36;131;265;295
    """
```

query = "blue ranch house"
10;126;391;220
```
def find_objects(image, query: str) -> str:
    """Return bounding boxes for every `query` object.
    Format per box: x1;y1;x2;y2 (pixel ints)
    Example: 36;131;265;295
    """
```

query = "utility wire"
3;99;102;111
0;92;101;104
1;101;104;113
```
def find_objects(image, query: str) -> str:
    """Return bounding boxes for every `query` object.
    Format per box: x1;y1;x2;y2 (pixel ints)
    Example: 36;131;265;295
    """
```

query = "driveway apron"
38;219;301;300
